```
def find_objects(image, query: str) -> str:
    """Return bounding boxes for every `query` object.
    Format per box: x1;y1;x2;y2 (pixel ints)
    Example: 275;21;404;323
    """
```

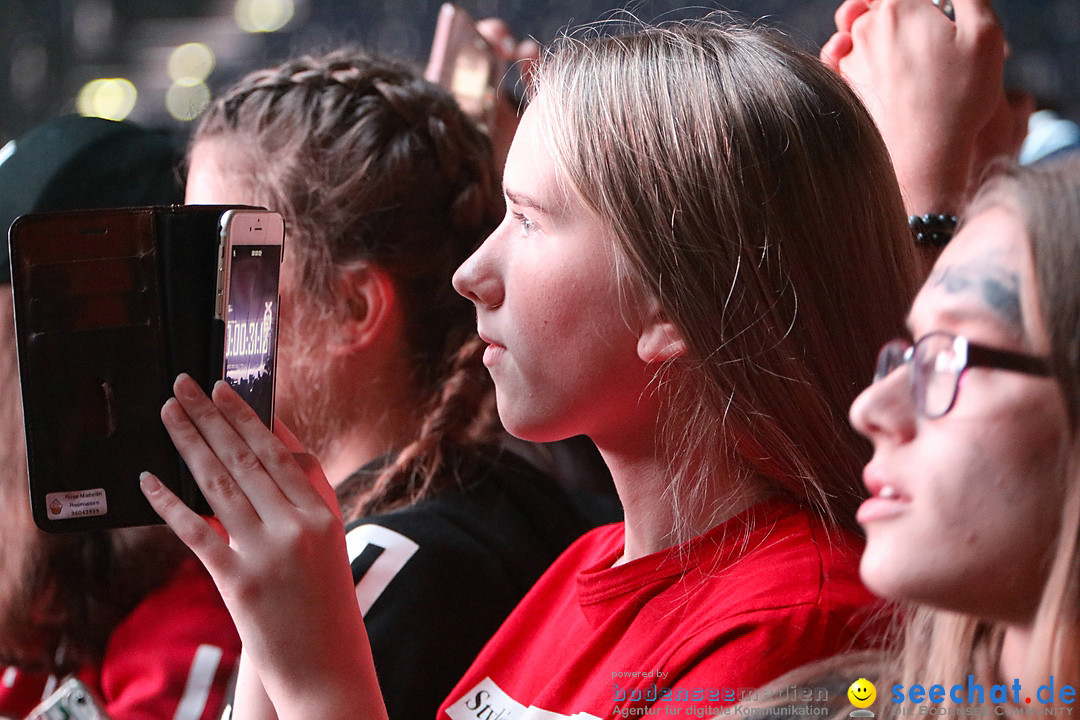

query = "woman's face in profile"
452;99;660;446
850;205;1069;625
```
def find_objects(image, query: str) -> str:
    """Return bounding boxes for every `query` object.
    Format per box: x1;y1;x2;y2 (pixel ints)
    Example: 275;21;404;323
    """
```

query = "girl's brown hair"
533;20;921;539
192;48;504;518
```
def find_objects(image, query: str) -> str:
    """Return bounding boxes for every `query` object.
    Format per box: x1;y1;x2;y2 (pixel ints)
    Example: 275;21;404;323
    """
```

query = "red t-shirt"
440;499;881;720
0;556;239;720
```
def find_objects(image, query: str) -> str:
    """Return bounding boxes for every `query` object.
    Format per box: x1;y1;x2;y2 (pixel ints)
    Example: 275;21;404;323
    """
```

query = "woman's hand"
476;17;540;170
821;0;1018;214
140;375;386;720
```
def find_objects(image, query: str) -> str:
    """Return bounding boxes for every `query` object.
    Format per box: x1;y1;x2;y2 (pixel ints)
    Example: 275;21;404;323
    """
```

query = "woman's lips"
857;483;910;524
482;342;506;367
477;331;506;367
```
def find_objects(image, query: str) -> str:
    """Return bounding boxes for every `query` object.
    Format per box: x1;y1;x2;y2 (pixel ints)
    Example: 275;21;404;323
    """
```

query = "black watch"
909;213;959;247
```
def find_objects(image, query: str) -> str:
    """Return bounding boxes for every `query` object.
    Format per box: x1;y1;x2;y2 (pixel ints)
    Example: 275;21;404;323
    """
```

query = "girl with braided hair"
184;48;593;720
146;17;922;720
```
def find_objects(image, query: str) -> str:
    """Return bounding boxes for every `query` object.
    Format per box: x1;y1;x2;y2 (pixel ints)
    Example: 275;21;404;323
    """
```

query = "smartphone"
25;677;109;720
425;3;507;130
10;206;240;531
216;209;284;429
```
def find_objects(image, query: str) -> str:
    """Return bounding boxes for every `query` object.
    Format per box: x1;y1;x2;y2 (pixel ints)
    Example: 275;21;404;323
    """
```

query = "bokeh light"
234;0;295;33
165;81;211;122
168;42;215;85
76;78;138;121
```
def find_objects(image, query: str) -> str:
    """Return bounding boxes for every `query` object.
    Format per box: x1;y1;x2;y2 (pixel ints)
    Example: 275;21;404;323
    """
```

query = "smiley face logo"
848;678;876;709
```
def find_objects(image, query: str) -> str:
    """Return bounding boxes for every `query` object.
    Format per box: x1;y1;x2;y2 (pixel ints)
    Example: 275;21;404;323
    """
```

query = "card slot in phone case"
27;256;150;298
22;325;173;497
27;292;154;333
13;221;152;266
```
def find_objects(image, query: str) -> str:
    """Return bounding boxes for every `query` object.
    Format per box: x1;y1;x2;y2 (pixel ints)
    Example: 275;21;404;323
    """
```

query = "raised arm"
821;0;1024;217
140;375;388;720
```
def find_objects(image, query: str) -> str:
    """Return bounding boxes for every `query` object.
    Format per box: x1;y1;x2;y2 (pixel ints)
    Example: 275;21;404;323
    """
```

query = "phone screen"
224;243;281;427
425;4;503;129
450;36;494;120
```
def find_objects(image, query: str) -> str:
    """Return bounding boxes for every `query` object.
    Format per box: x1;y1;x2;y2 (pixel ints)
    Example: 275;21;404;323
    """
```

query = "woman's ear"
637;302;686;364
328;264;398;354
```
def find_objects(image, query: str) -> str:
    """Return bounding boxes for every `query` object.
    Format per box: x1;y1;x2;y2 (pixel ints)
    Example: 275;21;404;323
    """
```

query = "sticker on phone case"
45;489;107;520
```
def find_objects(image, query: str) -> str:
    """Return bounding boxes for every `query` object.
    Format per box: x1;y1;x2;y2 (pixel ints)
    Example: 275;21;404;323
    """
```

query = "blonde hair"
963;156;1080;693
895;157;1080;700
532;19;921;539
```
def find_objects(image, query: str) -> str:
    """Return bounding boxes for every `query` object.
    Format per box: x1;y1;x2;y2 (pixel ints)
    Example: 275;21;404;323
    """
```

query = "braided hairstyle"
193;48;503;519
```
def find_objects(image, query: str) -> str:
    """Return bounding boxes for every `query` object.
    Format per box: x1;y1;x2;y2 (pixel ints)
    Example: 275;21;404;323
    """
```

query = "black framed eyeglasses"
874;331;1051;418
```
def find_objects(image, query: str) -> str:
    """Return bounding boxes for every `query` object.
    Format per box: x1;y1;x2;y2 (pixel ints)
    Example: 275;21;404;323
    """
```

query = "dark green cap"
0;114;184;283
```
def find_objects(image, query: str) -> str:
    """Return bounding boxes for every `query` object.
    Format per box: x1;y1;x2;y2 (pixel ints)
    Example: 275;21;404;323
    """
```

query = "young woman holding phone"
141;17;923;720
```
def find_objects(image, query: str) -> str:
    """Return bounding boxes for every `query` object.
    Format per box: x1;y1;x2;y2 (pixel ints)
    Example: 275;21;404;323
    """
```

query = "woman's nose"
453;230;504;309
849;366;918;445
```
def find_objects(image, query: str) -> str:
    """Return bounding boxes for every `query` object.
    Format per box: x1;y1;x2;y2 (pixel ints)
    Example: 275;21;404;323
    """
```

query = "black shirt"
341;447;595;720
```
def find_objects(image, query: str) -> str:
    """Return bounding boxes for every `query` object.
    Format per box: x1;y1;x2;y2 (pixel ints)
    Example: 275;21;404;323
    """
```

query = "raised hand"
476;17;541;170
141;375;386;720
822;0;1014;215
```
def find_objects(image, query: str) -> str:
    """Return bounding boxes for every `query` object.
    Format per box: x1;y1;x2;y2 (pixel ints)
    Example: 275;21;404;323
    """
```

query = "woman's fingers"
475;18;518;60
208;381;334;512
951;0;1002;36
140;470;236;577
835;0;872;34
160;393;264;538
820;32;853;70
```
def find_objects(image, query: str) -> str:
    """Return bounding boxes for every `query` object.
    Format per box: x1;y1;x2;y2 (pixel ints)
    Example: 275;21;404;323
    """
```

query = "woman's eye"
512;212;537;236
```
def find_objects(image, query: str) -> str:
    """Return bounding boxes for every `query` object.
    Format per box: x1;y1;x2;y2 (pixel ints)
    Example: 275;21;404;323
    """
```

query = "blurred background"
1;0;1077;146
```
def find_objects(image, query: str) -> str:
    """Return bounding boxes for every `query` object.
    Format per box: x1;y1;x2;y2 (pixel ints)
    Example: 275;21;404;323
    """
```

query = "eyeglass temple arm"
965;344;1051;377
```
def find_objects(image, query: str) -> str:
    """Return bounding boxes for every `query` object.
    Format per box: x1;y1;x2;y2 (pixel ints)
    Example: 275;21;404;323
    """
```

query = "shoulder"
344;448;595;596
669;503;882;658
661;598;883;694
702;501;872;611
344;452;599;720
95;555;239;719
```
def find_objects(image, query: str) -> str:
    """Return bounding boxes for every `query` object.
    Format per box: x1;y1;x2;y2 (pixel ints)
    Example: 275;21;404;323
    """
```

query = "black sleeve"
342;449;596;720
345;511;529;720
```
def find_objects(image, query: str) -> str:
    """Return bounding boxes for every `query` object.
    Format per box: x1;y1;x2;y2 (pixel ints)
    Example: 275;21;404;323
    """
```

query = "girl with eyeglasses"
745;155;1080;718
848;155;1079;705
139;17;924;720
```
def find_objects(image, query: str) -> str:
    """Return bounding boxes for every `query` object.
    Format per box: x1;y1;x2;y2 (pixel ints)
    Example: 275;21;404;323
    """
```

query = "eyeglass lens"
873;334;965;418
916;334;963;417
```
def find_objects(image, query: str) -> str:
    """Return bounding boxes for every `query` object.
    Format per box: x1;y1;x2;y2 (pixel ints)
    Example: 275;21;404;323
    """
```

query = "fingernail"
174;374;198;399
139;471;162;494
212;380;232;401
161;397;180;420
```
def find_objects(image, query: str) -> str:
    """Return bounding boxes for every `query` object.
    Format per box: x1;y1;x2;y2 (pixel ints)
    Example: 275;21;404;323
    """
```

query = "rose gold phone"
216;209;284;429
425;3;506;130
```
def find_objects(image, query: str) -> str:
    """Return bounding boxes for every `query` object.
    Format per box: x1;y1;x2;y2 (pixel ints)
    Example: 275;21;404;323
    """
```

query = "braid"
194;48;504;519
341;335;501;522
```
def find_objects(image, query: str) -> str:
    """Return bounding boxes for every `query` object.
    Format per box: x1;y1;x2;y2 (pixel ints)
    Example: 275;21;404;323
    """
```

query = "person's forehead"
185;138;257;204
907;208;1029;341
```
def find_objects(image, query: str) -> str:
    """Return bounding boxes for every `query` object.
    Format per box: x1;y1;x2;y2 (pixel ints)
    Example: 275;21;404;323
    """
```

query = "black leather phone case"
9;205;257;532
